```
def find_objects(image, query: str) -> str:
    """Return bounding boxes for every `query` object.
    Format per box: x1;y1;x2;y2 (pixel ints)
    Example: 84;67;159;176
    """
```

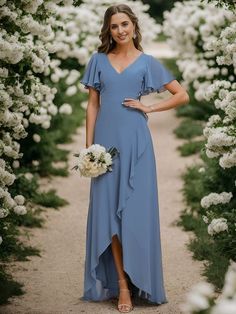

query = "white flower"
206;149;220;158
65;70;80;85
14;205;27;215
220;150;236;168
14;195;25;205
47;104;58;116
3;172;16;186
24;172;33;181
3;193;16;209
181;290;210;313
23;0;43;14
0;67;8;78
0;208;9;218
42;120;50;129
221;67;228;76
32;160;39;166
33;134;41;143
0;187;5;198
208;218;228;236
192;281;215;298
59;103;72;115
0;236;2;245
220;261;236;299
201;192;233;209
65;85;77;96
198;167;205;173
12;160;20;168
212;300;236;314
104;153;112;165
75;144;114;177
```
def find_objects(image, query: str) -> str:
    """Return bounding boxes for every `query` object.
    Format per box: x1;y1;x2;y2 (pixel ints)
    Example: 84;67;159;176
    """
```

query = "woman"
80;3;189;313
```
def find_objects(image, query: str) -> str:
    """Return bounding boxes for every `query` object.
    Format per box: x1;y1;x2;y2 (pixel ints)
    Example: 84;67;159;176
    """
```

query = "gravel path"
0;43;203;314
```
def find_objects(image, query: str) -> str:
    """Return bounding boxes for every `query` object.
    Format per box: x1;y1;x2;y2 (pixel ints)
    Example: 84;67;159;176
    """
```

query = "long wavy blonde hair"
97;4;143;54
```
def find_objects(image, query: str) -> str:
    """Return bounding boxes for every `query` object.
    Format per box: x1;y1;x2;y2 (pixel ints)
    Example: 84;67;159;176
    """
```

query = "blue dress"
80;51;175;305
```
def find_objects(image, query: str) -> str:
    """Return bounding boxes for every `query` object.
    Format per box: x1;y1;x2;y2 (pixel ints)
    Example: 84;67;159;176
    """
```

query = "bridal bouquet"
72;144;119;178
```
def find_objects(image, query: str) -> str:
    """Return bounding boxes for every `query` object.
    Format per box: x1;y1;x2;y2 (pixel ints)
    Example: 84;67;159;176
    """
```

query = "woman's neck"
111;42;138;56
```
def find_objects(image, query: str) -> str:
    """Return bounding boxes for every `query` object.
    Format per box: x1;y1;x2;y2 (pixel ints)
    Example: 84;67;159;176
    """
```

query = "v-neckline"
104;52;144;75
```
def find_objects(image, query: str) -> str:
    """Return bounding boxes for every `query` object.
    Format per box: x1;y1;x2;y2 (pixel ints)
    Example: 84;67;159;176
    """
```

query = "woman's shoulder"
142;52;160;61
92;51;105;58
142;53;165;68
88;52;106;64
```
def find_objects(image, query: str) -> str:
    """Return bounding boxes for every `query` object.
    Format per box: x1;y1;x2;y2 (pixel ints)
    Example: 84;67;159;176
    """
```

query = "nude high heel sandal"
117;279;134;313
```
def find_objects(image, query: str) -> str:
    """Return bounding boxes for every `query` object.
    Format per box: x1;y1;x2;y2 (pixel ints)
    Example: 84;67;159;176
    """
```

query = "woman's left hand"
122;98;152;113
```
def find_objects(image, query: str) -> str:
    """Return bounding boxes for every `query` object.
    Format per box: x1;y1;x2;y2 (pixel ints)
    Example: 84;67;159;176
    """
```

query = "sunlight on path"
0;42;203;314
145;41;178;59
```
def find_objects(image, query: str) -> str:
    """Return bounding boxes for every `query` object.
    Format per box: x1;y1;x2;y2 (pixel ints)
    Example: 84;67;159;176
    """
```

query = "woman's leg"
111;235;127;281
111;235;132;309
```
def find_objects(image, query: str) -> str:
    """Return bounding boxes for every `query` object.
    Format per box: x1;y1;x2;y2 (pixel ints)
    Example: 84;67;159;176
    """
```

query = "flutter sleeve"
80;53;101;92
140;55;175;96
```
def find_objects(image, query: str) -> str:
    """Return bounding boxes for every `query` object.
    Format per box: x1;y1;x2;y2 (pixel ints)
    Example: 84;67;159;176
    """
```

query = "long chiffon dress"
80;51;175;305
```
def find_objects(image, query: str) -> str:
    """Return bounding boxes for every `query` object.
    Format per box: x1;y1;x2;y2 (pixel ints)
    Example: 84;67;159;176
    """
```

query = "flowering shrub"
180;261;236;314
0;0;76;248
204;0;236;10
163;1;235;102
204;81;236;167
163;0;236;290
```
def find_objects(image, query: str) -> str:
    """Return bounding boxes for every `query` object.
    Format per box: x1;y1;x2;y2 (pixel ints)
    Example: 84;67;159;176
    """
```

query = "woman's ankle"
118;278;129;289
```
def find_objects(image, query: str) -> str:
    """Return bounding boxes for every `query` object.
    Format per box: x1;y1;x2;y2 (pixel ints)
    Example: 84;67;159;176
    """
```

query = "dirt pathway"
0;43;203;314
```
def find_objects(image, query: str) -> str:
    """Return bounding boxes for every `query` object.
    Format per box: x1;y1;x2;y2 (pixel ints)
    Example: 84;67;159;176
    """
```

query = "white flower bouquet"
72;144;119;177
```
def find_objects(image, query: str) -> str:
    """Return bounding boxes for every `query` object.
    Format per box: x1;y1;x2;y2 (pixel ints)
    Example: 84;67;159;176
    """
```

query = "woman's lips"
118;35;127;40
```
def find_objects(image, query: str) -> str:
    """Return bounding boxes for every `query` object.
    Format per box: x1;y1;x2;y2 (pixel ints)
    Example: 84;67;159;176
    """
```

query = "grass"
177;210;230;290
174;119;204;139
181;165;206;211
0;266;24;305
177;140;205;156
12;207;45;228
32;189;68;208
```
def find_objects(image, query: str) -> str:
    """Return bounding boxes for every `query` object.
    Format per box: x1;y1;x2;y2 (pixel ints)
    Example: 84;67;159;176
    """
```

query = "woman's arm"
147;80;189;113
123;80;190;113
86;87;100;148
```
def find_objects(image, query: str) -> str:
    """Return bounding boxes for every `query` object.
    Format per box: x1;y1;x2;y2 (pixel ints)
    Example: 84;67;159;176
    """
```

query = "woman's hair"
97;4;143;54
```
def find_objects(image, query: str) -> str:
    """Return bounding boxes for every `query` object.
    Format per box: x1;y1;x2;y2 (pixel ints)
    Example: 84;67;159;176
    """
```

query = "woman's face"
109;13;135;45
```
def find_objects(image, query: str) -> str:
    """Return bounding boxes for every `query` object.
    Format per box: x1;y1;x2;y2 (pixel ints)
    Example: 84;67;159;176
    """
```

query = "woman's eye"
111;22;128;29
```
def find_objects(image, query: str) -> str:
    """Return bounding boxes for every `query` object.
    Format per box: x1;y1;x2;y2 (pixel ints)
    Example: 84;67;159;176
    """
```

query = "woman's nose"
118;26;124;33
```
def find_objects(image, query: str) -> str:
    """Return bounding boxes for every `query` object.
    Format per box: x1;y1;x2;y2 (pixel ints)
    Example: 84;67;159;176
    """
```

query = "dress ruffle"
116;120;149;219
140;55;176;96
80;53;101;92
